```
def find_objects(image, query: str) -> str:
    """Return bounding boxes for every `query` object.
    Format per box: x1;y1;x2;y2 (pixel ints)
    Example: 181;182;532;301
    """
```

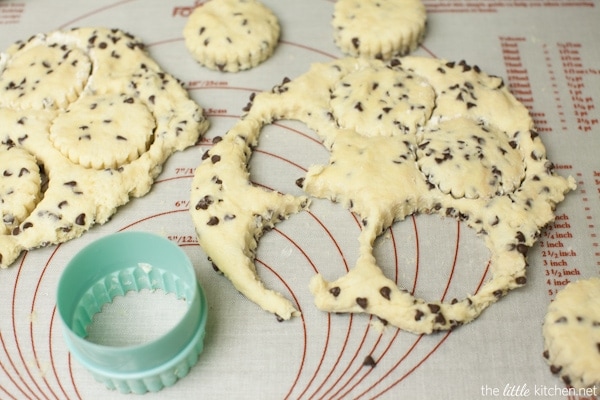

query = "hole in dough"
374;213;491;303
248;120;329;196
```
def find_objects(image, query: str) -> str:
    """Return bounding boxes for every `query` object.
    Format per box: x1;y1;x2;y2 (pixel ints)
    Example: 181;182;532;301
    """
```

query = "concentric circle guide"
1;1;595;399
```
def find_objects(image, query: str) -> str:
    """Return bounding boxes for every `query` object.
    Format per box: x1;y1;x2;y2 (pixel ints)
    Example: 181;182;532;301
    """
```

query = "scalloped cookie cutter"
57;231;207;394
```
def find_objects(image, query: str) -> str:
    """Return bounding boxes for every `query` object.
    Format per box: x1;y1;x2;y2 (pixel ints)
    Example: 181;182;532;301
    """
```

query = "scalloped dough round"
417;117;525;199
0;42;91;110
543;277;600;389
332;0;427;60
183;0;280;72
49;94;155;169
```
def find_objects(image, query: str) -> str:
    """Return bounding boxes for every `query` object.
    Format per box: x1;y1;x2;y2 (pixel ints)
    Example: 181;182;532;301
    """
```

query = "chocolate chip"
210;259;221;273
530;130;539;139
427;304;440;313
554;316;567;324
379;286;391;300
295;177;305;188
195;195;213;210
211;154;221;164
515;276;527;285
516;244;529;256
329;286;341;297
389;58;401;67
550;364;562;374
434;312;446;325
351;37;360;49
207;216;219;226
415;309;424;321
363;355;376;367
356;297;368;309
75;213;86;226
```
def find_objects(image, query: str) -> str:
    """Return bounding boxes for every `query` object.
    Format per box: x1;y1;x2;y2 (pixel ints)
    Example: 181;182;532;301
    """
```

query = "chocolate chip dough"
190;56;575;333
0;27;209;268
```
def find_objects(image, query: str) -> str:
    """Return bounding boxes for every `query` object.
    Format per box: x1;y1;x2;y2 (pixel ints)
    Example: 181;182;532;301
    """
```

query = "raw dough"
543;277;600;389
183;0;280;72
190;57;575;333
332;0;427;60
0;27;209;268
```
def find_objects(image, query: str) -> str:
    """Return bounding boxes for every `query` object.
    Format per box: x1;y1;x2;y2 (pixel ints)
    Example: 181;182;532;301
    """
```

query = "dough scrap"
190;57;575;333
183;0;280;72
332;0;427;60
543;277;600;390
0;27;209;268
0;145;42;235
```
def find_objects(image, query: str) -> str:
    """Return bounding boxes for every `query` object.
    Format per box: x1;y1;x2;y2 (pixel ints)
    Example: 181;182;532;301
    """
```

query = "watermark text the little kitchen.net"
481;383;598;397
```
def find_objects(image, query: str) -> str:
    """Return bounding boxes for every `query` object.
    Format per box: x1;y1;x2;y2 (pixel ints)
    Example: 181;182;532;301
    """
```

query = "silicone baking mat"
1;1;599;399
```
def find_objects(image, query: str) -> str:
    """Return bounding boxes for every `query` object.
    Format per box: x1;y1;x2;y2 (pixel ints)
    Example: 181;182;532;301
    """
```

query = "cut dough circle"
417;117;525;199
543;277;600;390
49;94;155;169
330;64;435;137
183;0;280;72
332;0;427;60
0;42;91;110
